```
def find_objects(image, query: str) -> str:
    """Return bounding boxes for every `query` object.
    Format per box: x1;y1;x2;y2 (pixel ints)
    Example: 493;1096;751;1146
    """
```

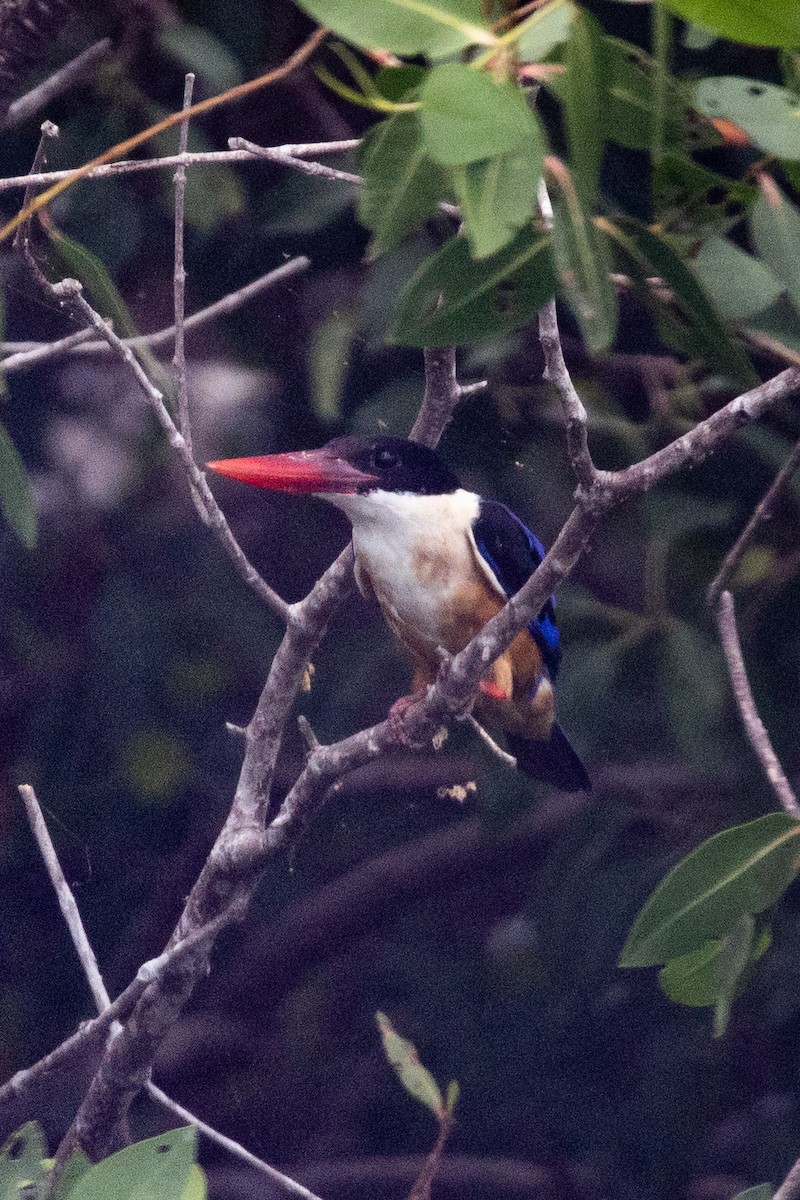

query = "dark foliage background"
1;2;800;1197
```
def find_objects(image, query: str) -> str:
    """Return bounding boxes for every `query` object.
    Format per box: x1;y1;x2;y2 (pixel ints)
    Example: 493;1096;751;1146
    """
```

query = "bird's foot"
387;689;427;747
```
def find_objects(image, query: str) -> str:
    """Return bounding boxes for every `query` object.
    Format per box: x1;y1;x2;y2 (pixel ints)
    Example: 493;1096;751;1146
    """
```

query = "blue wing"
472;499;561;679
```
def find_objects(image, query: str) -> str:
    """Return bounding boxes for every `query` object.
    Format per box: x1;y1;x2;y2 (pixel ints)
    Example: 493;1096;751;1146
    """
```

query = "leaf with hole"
419;64;538;165
695;77;800;159
391;227;556;346
0;1122;48;1200
295;0;496;57
66;1127;197;1200
620;813;800;968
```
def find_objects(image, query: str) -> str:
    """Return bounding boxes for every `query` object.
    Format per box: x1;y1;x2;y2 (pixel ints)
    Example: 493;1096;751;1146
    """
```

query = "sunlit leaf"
661;0;800;48
391;227;556;346
419;64;537;165
294;0;497;57
67;1127;197;1200
451;136;543;259
695;77;800;159
620;813;800;968
376;1011;444;1116
358;113;448;259
694;235;784;320
0;419;36;549
180;1165;207;1200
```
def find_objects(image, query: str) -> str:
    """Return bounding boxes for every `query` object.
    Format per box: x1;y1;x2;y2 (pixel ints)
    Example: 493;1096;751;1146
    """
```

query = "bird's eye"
374;448;399;470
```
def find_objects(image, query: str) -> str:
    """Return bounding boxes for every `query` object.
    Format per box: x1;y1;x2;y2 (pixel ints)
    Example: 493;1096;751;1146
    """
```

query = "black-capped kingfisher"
208;435;590;793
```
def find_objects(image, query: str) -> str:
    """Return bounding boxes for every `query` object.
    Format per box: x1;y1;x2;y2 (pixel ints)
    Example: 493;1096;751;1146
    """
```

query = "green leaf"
518;0;574;62
658;923;770;1014
294;0;496;57
0;1122;48;1200
419;64;538;165
391;227;556;346
695;77;800;159
600;37;691;152
309;306;358;422
620;813;800;968
661;0;800;48
66;1127;197;1200
53;1150;92;1200
653;154;757;237
563;8;606;207
445;1079;460;1114
694;234;784;320
158;24;244;93
0;418;36;549
376;1011;444;1116
682;21;718;49
732;1187;773;1200
600;218;759;385
358;113;448;259
376;65;427;101
180;1165;207;1200
750;184;800;316
712;913;758;1036
451;137;543;260
550;167;618;351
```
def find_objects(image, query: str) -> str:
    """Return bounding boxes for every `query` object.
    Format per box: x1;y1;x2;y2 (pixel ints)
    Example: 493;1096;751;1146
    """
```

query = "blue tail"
507;723;591;792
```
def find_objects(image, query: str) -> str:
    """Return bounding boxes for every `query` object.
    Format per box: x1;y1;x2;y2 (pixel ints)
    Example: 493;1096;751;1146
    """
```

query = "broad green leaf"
518;0;574;62
358;113;448;259
419;64;537;165
695;77;800;159
732;1187;773;1200
376;1011;444;1116
67;1127;197;1200
600;218;759;384
376;65;427;102
600;37;691;152
620;813;800;968
53;1150;92;1200
550;167;617;351
564;9;606;207
451;135;543;259
658;923;770;1013
682;21;717;49
391;227;556;346
0;419;36;549
0;1122;48;1200
180;1165;207;1200
295;0;496;57
751;185;800;316
712;913;757;1036
695;235;784;320
661;0;800;48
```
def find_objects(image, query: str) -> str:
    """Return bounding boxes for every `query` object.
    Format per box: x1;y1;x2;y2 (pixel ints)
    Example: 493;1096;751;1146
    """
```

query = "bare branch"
173;74;195;455
47;278;290;623
537;180;596;491
0;37;112;131
775;1157;800;1200
2;256;311;371
714;591;799;817
708;435;800;607
145;1084;325;1200
230;135;362;185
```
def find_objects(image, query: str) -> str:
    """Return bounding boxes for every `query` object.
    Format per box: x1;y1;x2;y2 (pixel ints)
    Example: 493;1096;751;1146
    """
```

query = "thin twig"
708;436;800;607
537;179;596;490
230;136;362;185
146;1084;325;1200
0;38;112;131
2;256;310;372
714;592;799;817
49;278;290;622
466;715;518;767
0;138;362;193
173;74;195;455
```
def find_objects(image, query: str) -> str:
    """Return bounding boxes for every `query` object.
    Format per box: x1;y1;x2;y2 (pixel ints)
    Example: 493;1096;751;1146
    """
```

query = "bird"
207;435;590;792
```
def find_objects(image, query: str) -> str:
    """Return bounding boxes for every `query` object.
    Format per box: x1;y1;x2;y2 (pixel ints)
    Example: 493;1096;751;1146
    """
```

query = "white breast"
325;488;503;650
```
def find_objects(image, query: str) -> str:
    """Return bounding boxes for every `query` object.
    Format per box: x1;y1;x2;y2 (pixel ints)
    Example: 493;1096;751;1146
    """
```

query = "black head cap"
323;436;461;496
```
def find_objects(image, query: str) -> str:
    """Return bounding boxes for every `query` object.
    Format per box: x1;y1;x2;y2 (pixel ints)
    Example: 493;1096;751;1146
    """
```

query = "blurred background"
1;2;800;1197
